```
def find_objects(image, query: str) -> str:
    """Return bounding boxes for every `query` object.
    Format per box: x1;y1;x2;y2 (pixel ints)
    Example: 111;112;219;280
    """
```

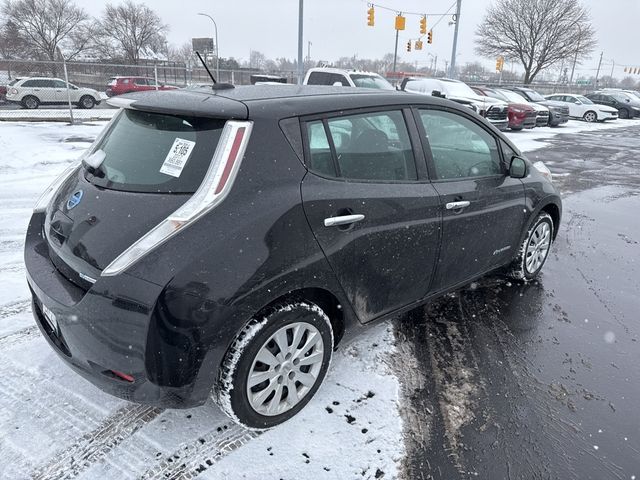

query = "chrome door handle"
324;214;365;227
445;201;470;210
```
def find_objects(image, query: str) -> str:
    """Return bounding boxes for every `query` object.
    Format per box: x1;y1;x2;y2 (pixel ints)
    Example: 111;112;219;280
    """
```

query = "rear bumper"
25;212;214;408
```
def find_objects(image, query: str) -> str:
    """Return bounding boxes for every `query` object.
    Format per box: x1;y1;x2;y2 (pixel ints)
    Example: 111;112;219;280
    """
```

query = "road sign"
192;38;214;53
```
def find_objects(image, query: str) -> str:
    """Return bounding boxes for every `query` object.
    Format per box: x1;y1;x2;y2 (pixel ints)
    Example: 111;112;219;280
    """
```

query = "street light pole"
56;45;74;125
198;13;220;80
297;0;304;84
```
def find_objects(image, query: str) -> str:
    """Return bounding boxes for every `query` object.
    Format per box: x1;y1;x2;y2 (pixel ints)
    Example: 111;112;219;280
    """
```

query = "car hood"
595;104;618;113
528;103;549;113
534;99;566;109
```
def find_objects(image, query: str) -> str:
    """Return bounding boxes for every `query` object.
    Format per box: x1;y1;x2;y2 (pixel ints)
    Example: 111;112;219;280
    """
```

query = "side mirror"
509;156;527;179
432;90;445;98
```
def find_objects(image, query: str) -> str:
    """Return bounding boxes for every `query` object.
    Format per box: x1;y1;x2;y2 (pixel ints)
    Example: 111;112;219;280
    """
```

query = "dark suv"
25;86;561;429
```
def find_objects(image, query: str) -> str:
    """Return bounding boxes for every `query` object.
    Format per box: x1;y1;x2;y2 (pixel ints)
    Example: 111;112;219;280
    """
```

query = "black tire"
508;212;554;281
619;108;630;119
22;95;39;109
510;126;523;131
214;301;334;430
79;95;95;109
583;110;597;123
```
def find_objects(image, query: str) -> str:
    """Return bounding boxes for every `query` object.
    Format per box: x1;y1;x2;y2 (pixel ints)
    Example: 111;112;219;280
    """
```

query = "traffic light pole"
449;0;462;78
393;29;399;73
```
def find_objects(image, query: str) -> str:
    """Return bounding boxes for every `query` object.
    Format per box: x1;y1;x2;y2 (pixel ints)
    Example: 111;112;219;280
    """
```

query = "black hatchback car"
25;85;561;429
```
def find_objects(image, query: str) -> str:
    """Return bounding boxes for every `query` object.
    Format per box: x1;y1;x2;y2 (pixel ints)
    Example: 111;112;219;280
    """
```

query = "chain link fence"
0;58;298;122
0;57;608;122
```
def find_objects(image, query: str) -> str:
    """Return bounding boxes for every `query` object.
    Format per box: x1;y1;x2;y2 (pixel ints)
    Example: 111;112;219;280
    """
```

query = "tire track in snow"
138;423;261;480
0;298;31;320
31;404;163;480
0;325;39;348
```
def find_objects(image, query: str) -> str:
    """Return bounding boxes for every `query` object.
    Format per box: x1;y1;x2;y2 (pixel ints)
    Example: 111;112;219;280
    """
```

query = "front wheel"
508;212;554;281
583;111;597;123
214;301;334;429
619;108;629;119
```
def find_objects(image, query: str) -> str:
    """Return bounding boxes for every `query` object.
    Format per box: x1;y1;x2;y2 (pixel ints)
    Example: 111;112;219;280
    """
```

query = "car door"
133;78;150;92
414;107;526;291
301;108;441;323
52;79;71;103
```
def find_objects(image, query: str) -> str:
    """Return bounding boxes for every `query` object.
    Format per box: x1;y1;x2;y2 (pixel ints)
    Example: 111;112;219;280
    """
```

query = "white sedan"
545;93;618;122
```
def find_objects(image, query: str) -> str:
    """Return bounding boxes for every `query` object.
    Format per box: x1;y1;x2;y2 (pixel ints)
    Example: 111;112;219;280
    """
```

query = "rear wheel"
22;95;39;109
508;212;554;281
214;301;334;429
79;95;95;109
583;111;597;122
619;108;630;119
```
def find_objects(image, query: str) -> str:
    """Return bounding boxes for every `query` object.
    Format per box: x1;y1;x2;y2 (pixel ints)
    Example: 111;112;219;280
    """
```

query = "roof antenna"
195;51;234;90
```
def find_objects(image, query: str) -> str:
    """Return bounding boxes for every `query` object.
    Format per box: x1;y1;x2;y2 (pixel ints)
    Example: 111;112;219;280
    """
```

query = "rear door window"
85;109;226;193
305;110;417;182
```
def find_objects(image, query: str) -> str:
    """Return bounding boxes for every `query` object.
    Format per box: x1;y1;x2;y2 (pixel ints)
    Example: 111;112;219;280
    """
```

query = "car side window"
326;110;417;181
419;109;502;180
305;111;417;182
53;80;66;88
21;80;37;87
327;73;350;86
306;121;336;177
40;80;55;88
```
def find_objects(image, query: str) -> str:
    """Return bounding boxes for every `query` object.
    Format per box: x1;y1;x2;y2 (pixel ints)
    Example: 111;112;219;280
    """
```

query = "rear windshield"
349;74;394;90
85;109;225;193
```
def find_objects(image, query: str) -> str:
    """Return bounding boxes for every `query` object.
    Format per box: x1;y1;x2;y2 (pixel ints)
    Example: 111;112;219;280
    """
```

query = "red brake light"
110;370;134;382
214;127;246;195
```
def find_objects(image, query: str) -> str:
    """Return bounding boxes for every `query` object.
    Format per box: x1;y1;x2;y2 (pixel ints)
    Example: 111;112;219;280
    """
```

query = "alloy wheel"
246;322;324;416
525;222;551;274
583;111;596;122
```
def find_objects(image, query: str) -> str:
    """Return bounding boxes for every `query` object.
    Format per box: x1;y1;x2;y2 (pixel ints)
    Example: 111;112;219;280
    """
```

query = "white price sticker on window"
160;138;196;178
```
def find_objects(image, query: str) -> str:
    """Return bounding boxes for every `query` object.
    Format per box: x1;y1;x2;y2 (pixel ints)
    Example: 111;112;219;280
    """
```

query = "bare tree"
475;0;597;84
95;0;167;64
1;0;94;62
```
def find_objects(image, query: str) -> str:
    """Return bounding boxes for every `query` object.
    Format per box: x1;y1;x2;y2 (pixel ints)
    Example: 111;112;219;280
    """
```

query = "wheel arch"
539;201;561;240
251;287;346;348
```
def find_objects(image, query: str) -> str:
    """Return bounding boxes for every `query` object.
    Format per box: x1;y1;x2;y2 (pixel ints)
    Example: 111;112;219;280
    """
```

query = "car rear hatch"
44;93;249;289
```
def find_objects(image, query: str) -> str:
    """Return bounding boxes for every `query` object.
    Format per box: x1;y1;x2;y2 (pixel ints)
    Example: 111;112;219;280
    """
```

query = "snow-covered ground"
0;117;635;479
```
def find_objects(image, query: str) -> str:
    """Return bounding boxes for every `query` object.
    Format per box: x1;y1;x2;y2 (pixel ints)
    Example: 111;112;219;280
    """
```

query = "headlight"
33;163;80;213
533;161;552;183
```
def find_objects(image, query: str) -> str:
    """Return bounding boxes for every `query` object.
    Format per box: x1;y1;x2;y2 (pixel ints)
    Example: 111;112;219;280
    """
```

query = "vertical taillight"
101;120;253;277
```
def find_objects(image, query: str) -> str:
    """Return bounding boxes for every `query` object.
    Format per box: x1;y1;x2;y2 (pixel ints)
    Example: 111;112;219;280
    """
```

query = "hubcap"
246;322;324;416
585;112;595;122
26;98;36;108
525;222;551;274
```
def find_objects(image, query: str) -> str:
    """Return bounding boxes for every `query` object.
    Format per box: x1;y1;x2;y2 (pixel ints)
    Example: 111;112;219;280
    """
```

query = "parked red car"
472;86;537;131
106;76;178;97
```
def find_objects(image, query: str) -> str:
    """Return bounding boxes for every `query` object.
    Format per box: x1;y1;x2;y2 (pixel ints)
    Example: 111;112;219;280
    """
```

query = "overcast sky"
76;0;639;78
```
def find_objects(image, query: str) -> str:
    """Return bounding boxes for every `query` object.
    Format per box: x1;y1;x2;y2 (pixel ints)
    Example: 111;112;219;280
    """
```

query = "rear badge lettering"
67;189;83;210
493;245;511;255
160;138;196;178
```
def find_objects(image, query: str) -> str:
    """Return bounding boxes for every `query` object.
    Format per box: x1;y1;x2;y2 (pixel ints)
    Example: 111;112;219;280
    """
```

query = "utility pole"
392;29;399;73
307;41;312;63
609;60;615;84
297;0;304;84
449;0;462;78
594;51;603;88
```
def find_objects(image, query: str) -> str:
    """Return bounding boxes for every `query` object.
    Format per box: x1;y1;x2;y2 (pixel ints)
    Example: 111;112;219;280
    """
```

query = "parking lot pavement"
0;120;638;479
396;123;640;480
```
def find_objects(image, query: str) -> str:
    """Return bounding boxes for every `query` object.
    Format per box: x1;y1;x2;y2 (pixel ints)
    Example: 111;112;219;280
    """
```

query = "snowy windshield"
498;89;528;103
442;81;478;97
576;95;593;104
85;109;226;193
349;74;394;90
524;89;546;101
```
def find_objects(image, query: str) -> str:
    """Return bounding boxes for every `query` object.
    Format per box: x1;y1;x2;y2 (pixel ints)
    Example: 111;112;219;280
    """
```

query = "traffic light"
427;30;433;44
415;40;423;51
367;6;374;27
419;16;427;35
496;56;504;72
395;14;406;31
406;41;412;52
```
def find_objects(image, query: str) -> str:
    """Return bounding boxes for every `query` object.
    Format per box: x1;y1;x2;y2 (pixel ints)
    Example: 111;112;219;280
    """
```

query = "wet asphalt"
394;123;640;480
